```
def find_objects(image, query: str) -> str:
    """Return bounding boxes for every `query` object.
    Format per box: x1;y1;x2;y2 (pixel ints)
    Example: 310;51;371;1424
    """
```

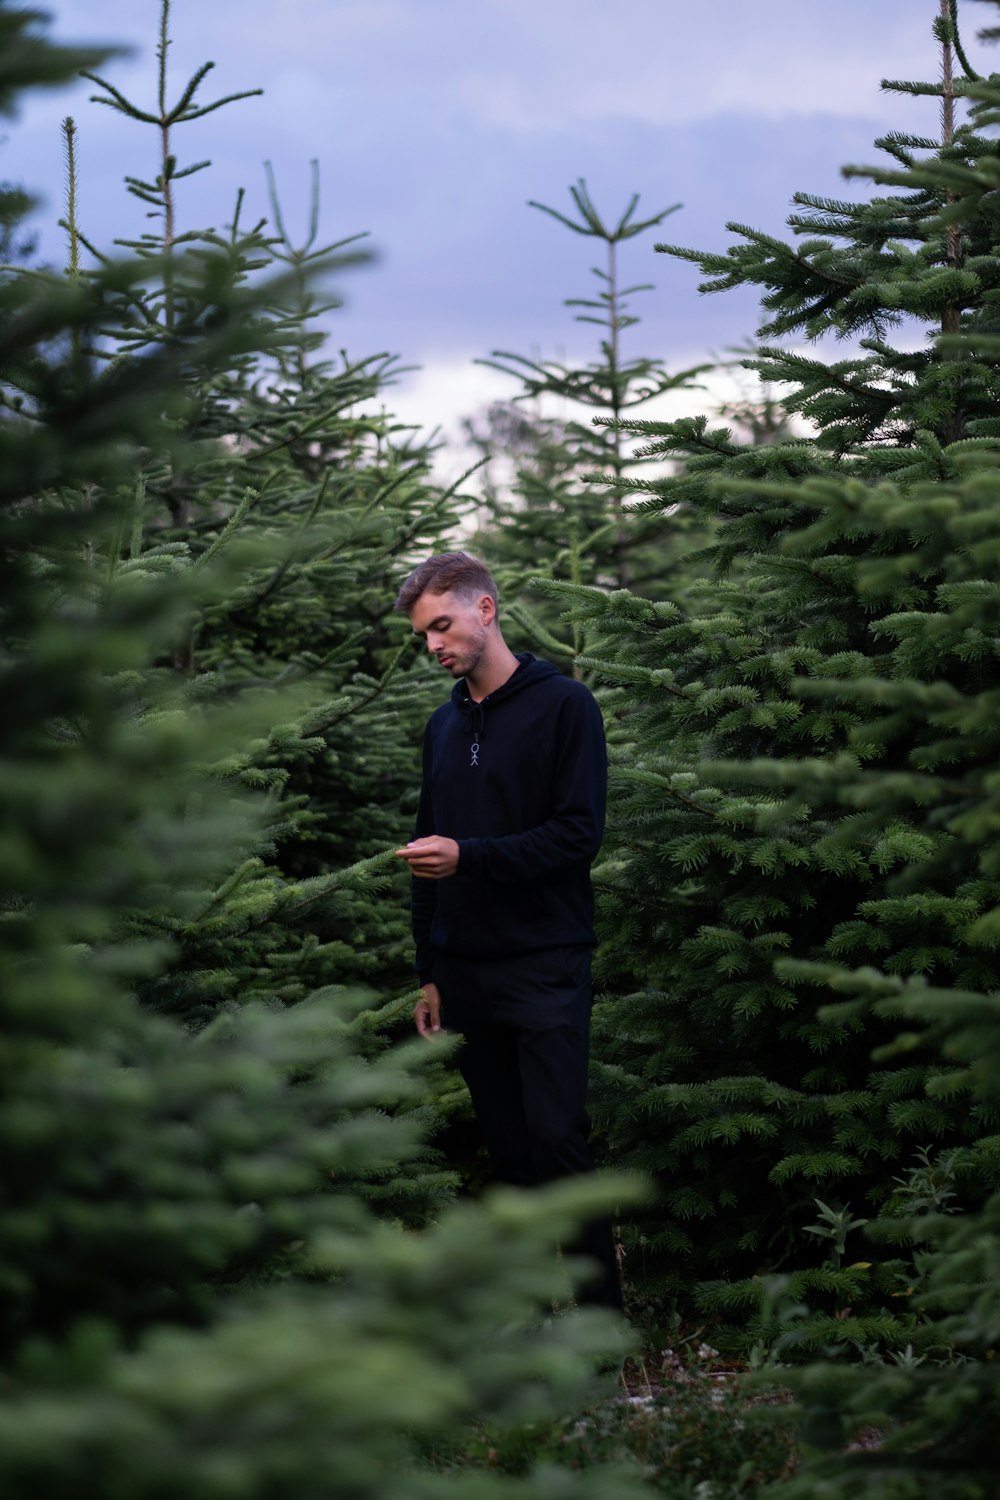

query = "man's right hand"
414;982;442;1038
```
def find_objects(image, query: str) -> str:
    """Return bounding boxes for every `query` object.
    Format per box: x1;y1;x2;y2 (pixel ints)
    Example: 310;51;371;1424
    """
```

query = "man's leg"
437;947;623;1311
457;1024;538;1188
435;954;536;1188
491;948;624;1312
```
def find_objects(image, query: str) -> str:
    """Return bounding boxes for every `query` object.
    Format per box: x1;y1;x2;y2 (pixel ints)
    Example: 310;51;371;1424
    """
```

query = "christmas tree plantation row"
0;7;643;1500
500;3;997;1492
4;0;1000;1497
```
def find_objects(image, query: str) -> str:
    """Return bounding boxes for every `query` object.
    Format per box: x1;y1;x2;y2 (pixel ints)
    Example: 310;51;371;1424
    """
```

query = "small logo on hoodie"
470;740;480;767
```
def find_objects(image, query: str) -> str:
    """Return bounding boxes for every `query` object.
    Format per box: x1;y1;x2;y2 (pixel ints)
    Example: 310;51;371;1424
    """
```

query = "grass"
421;1340;801;1497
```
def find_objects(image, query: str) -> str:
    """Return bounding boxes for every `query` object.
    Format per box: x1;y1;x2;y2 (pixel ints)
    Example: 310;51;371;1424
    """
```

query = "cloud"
386;358;512;482
222;0;942;134
17;1;960;400
449;5;935;131
385;351;800;487
50;0;944;138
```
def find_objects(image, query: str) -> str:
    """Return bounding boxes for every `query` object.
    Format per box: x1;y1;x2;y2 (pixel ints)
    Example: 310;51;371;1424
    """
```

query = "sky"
4;0;988;459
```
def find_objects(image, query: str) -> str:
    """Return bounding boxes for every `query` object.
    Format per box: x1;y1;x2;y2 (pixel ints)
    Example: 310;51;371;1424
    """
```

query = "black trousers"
435;944;623;1311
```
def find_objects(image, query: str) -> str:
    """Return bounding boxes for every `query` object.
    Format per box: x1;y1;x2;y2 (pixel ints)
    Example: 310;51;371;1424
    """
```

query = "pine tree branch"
82;72;159;124
182;90;265;122
312;636;419;734
169;59;215;120
615;766;719;818
576;655;696;700
946;0;982;83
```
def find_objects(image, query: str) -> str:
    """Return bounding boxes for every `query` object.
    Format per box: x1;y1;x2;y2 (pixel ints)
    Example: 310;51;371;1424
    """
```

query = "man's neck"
465;642;521;702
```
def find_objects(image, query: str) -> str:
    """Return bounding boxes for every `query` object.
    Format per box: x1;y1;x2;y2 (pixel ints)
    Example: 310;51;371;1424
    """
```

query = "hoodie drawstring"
461;698;486;768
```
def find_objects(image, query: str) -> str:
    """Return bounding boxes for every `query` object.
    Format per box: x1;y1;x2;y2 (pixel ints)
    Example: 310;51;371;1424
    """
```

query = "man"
394;551;622;1310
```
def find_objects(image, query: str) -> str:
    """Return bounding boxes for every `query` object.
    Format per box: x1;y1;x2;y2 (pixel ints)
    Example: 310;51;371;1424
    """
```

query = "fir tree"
64;0;472;1026
469;181;711;670
541;0;1000;1342
0;7;643;1497
756;6;1000;1492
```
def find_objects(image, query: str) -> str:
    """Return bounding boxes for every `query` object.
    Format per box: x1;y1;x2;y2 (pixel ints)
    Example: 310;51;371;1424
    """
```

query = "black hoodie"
410;653;607;981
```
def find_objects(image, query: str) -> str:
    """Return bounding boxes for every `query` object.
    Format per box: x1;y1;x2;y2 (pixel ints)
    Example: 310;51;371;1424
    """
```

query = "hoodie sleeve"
456;685;606;883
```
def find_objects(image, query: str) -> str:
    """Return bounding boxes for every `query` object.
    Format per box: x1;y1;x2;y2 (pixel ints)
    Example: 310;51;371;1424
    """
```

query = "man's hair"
394;552;499;614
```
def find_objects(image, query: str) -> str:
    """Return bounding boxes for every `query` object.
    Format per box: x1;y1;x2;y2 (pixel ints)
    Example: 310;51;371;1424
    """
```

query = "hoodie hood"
452;653;561;745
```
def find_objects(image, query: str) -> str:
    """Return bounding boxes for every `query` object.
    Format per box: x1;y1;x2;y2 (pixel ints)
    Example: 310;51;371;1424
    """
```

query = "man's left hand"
394;836;460;879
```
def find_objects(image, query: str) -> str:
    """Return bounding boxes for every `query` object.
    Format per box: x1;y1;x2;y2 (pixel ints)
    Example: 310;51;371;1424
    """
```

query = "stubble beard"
446;623;489;681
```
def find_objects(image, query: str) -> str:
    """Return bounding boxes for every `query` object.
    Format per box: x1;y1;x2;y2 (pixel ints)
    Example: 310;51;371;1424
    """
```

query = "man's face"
409;588;492;680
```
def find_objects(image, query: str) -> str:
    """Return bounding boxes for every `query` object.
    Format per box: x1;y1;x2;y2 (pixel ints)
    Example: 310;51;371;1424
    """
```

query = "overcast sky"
5;1;989;448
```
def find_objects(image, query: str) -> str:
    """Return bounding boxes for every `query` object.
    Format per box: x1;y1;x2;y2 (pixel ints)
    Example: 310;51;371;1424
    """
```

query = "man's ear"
479;593;496;626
